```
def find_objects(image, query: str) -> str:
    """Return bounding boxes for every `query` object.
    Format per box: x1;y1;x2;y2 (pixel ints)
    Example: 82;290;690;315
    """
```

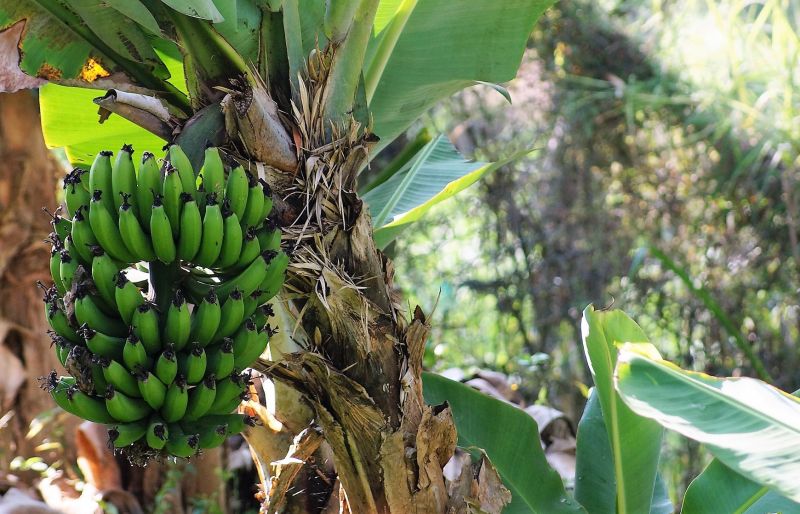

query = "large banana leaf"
366;0;555;149
615;346;800;502
681;459;800;514
40;84;166;167
422;372;585;514
580;307;663;514
0;0;181;97
574;388;673;514
361;135;530;248
574;389;615;513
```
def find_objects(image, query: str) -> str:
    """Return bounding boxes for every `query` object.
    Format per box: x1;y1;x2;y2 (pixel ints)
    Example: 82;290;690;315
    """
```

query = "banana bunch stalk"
41;145;286;461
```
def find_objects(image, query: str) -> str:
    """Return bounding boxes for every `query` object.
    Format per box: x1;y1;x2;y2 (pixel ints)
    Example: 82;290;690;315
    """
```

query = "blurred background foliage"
378;0;800;500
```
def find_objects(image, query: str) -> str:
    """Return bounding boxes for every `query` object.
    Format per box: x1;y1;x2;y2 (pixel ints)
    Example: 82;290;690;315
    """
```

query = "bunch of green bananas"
40;144;288;461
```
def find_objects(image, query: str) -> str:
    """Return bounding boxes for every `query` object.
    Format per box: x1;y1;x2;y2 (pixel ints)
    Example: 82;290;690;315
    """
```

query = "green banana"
105;385;151;422
63;168;91;219
99;357;141;398
136;151;161;227
47;209;72;242
206;338;235;380
232;319;269;370
49;333;72;367
109;419;148;448
150;194;177;264
162;165;183;238
80;325;124;360
46;374;81;414
136;370;167;410
194;413;255;435
89;190;136;262
255;223;282;251
75;286;127;337
207;372;248;414
161;374;188;423
123;333;150;372
194;194;224;267
197;423;227;449
155;345;178;385
56;387;115;424
88;151;115;215
215;289;244;340
256;179;274;225
168;145;197;201
177;193;202;261
89;357;109;396
112;145;137;213
235;227;261;270
44;297;80;343
189;289;221;347
199;147;225;199
214;250;278;299
131;302;161;354
164;290;191;351
118;192;156;262
49;244;65;296
215;199;243;269
89;245;120;308
252;304;276;330
251;251;290;304
179;343;207;384
71;207;99;265
58;249;78;292
69;392;115;424
240;174;264;229
225;165;249;220
196;181;207;216
114;271;145;324
164;424;199;458
183;374;216;420
146;418;169;450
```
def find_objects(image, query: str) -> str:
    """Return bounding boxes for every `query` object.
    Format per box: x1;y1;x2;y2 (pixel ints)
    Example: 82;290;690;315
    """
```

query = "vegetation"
0;0;798;512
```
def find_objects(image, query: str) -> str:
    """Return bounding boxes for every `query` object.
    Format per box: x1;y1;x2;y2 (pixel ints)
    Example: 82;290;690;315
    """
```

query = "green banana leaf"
366;0;555;150
422;372;585;514
575;388;673;514
40;84;166;168
211;0;262;65
361;135;531;248
615;345;800;503
102;0;161;35
580;306;663;514
0;0;174;84
0;1;110;85
681;459;800;514
161;0;223;22
574;389;615;513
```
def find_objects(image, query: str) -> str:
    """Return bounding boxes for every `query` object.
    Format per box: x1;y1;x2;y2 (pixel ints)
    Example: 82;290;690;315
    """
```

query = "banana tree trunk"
234;64;508;513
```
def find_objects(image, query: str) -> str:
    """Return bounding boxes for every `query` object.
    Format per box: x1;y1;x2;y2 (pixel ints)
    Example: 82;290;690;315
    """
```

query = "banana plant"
1;0;555;511
571;306;800;513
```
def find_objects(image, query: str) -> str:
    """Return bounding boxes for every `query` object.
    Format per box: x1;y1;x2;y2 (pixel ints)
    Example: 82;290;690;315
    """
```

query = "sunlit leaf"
616;346;800;503
362;135;530;248
580;307;663;514
681;459;800;514
40;84;166;168
366;0;555;150
422;372;586;514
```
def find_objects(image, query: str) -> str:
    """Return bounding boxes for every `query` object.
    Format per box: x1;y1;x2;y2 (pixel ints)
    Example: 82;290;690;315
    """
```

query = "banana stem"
148;261;180;314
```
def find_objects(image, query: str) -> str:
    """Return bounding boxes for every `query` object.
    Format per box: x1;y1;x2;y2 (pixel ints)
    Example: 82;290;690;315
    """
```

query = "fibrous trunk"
234;55;509;513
